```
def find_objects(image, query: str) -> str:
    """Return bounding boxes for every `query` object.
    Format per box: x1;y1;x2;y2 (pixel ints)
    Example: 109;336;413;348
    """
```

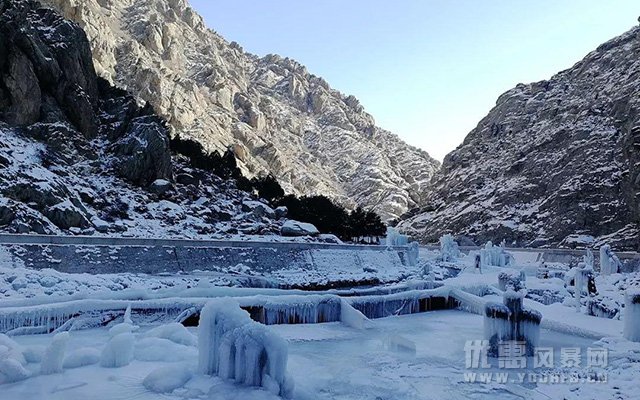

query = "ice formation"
0;348;30;384
623;290;640;342
123;304;133;324
63;348;101;369
40;332;69;375
571;262;593;312
584;249;595;269
339;299;368;329
385;227;409;246
407;241;420;266
600;245;622;275
254;296;342;325
0;334;26;365
22;345;45;364
348;288;454;319
498;271;526;292
100;332;134;368
439;234;460;262
134;337;197;362
143;323;197;346
143;365;193;393
484;291;541;356
480;241;513;268
198;299;294;398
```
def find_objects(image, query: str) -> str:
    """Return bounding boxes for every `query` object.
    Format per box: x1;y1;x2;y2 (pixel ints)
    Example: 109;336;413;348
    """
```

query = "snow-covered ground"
1;242;640;399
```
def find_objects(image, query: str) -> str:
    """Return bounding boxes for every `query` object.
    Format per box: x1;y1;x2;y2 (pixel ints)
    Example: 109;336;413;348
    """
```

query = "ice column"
623;290;640;342
484;291;541;356
198;299;294;398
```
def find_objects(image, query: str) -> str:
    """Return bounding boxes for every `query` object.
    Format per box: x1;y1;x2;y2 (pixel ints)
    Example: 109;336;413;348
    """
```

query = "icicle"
123;304;133;325
198;299;293;397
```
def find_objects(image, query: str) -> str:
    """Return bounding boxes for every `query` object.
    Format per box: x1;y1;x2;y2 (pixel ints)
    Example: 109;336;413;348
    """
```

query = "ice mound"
100;332;134;368
134;337;197;362
41;332;69;375
143;364;193;393
64;347;101;369
143;322;197;346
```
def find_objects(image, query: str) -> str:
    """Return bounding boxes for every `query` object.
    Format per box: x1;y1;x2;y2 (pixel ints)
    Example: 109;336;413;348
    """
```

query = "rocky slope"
399;26;640;250
0;0;295;239
40;0;439;220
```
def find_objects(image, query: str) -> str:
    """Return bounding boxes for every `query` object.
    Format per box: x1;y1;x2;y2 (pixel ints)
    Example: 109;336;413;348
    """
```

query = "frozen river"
4;310;597;400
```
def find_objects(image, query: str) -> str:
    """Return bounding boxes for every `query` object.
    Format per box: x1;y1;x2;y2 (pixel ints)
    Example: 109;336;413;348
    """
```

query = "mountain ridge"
41;0;440;220
399;25;640;250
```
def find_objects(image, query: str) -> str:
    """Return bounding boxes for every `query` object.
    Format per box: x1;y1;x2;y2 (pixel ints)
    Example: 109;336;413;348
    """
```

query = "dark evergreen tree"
252;174;285;203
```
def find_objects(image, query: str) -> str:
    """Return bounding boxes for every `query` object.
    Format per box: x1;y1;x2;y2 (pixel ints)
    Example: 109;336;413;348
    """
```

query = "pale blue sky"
190;1;638;161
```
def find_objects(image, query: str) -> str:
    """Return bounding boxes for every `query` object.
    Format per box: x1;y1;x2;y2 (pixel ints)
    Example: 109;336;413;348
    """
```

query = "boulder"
45;200;90;229
176;173;198;186
113;116;172;186
275;206;288;219
281;220;319;237
149;179;173;195
242;201;275;219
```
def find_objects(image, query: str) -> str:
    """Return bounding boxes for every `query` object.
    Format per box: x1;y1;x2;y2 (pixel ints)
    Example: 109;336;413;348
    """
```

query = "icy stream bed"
2;310;604;400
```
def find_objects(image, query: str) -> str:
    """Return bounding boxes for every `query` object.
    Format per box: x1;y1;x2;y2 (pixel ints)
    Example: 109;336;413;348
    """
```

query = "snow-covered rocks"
42;0;439;220
399;25;640;249
280;220;319;237
148;179;173;195
242;201;276;219
198;299;294;398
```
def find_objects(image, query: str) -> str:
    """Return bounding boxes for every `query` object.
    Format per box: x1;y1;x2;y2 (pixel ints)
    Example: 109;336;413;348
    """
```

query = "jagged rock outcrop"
399;27;640;250
41;0;439;219
0;0;292;238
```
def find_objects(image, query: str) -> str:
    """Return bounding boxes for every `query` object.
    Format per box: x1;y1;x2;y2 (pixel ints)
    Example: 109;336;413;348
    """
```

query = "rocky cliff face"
40;0;439;220
399;27;640;250
0;0;292;238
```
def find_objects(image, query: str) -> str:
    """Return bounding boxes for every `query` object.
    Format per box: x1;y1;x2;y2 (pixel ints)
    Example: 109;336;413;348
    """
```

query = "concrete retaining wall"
0;235;414;286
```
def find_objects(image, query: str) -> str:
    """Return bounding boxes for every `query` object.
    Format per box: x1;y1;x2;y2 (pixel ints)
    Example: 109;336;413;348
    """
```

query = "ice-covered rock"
281;220;319;237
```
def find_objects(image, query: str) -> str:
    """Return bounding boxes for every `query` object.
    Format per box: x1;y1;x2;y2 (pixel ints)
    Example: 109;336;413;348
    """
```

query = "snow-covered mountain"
0;0;294;238
40;0;440;220
399;26;640;250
